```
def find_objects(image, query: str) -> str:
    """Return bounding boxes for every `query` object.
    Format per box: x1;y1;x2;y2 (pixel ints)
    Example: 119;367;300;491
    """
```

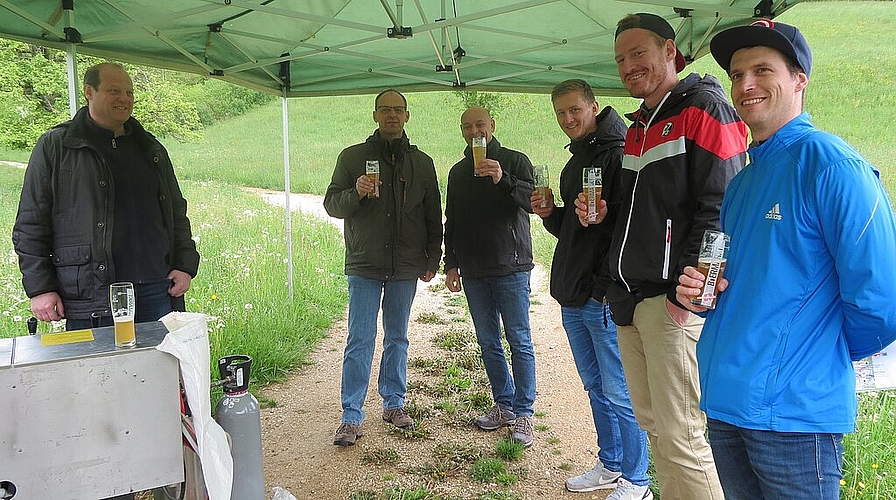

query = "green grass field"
1;2;895;498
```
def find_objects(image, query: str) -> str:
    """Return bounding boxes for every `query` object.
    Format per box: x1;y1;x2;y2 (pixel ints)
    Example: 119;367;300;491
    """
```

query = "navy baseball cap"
615;13;686;73
710;19;812;77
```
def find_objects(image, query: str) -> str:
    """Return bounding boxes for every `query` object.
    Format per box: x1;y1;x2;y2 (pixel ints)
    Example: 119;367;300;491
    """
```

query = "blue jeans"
66;280;174;330
340;276;417;424
707;418;843;500
463;271;536;417
562;299;650;486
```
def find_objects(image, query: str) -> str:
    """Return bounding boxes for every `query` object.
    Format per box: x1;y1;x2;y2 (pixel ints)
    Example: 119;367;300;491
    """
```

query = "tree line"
0;39;274;150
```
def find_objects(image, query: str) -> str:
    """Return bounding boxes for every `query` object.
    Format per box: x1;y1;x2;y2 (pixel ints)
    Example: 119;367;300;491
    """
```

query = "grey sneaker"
511;415;534;447
382;407;414;428
333;423;363;446
565;462;622;492
605;479;653;500
474;404;517;431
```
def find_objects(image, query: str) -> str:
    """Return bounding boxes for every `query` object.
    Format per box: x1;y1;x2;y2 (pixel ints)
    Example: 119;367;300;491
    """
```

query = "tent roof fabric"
0;0;802;97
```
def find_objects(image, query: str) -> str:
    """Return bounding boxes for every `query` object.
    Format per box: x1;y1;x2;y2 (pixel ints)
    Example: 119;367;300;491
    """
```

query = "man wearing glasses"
324;89;442;446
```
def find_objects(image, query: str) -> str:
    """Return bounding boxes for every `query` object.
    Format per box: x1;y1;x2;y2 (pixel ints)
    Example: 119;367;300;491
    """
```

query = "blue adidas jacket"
698;113;896;433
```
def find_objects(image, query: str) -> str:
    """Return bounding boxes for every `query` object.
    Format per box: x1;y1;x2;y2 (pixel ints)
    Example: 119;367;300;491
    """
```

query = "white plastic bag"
272;486;298;500
156;312;233;500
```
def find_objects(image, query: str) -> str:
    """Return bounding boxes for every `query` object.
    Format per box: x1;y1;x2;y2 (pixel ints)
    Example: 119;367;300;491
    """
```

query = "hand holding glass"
365;160;380;198
691;230;730;309
110;282;136;348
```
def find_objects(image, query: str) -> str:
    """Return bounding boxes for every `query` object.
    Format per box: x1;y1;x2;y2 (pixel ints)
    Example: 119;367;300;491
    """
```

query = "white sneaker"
565;463;622;492
605;479;653;500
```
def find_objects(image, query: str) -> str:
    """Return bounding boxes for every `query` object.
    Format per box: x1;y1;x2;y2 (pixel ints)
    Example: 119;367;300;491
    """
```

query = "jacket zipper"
662;218;672;280
616;91;673;291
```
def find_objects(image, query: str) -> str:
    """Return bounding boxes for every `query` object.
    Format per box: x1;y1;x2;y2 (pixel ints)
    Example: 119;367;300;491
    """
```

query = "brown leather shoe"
333;422;363;446
382;407;414;428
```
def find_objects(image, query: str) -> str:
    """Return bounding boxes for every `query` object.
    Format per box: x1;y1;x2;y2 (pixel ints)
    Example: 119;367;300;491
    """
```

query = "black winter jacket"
542;107;626;307
324;130;442;280
444;137;534;278
12;107;200;319
608;73;748;306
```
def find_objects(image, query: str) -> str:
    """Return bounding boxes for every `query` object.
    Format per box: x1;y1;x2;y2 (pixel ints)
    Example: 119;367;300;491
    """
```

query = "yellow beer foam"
40;329;95;346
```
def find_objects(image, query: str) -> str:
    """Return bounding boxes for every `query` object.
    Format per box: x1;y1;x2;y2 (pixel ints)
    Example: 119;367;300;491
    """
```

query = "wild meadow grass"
0;167;347;388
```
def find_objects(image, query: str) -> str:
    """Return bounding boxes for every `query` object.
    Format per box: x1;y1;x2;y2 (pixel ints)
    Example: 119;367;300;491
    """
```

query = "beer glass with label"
365;160;380;198
692;230;730;309
582;167;602;223
472;136;487;177
533;165;549;208
110;282;137;348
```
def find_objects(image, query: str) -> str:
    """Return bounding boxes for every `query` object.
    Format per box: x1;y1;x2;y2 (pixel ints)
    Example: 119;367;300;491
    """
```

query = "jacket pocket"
605;281;643;326
52;244;94;300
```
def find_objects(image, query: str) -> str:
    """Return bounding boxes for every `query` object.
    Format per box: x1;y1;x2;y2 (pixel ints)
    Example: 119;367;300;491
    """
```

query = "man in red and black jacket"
580;13;748;500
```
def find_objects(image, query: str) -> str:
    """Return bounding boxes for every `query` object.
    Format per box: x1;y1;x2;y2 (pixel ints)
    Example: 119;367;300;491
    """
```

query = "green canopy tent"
0;0;802;294
0;0;802;97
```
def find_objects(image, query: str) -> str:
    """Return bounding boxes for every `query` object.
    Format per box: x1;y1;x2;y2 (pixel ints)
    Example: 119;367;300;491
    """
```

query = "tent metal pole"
281;94;294;299
65;45;78;117
64;3;78;117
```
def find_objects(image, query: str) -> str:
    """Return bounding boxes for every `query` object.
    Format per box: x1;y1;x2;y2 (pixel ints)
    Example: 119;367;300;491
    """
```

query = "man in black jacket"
533;80;651;497
443;106;537;447
13;62;199;334
325;89;442;446
12;62;199;500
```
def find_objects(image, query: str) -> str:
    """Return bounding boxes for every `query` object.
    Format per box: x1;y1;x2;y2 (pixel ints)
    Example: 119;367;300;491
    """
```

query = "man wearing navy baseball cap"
576;11;748;500
676;20;896;500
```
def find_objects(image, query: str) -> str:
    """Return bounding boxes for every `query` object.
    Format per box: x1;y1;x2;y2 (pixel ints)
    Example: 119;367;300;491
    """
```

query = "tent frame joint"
64;27;82;44
753;0;774;17
387;26;413;39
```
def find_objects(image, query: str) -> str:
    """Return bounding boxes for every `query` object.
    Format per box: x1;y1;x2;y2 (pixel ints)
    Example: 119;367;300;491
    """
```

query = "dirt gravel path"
253;191;613;500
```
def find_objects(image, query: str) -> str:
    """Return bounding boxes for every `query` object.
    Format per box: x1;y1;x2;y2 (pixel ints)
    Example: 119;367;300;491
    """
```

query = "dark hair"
83;62;126;90
551;79;596;104
375;89;407;108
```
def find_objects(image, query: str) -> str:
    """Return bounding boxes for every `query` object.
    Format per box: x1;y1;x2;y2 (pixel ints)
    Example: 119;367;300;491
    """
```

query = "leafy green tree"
0;40;272;149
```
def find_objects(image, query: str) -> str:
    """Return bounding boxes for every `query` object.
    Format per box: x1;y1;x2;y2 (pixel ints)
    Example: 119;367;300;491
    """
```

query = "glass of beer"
582;167;602;223
691;230;730;309
365;160;380;198
533;165;549;208
472;136;487;177
110;282;136;348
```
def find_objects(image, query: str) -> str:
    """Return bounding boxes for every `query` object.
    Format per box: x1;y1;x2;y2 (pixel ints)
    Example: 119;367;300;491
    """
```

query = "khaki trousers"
616;295;723;500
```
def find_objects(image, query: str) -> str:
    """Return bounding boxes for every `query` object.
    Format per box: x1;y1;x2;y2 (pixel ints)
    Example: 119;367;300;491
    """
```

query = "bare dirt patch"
261;269;615;499
253;192;613;499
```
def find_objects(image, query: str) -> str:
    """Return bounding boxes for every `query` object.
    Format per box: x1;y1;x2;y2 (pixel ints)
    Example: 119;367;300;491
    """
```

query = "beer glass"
533;165;549;208
110;282;137;348
691;230;730;309
365;160;380;198
472;136;487;177
582;167;602;223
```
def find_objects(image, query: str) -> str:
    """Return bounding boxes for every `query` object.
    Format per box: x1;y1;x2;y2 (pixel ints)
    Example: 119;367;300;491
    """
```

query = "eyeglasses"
376;105;407;115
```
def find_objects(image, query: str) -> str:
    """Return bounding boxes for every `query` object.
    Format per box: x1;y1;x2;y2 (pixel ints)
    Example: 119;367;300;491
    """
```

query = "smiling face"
552;91;599;141
728;45;807;142
84;64;134;135
460;107;495;147
373;90;410;140
614;28;680;108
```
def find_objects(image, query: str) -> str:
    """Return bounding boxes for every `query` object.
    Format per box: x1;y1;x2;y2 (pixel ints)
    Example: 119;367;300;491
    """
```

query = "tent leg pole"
64;6;78;118
282;95;294;299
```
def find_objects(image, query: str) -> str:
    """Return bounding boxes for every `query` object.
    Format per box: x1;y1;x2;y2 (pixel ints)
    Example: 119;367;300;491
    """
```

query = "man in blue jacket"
676;20;896;499
444;106;537;447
